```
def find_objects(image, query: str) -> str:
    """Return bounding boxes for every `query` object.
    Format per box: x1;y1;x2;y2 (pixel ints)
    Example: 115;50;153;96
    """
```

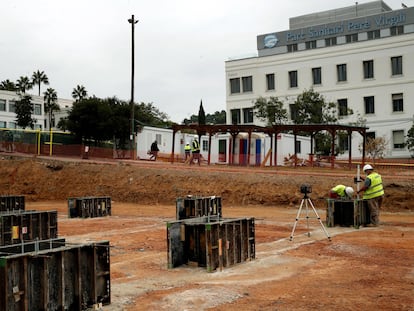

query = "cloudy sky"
0;0;407;123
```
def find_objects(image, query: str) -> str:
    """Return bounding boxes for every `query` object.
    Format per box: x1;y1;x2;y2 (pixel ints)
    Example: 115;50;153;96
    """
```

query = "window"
33;104;42;115
9;101;16;113
266;73;275;91
295;140;301;154
305;40;316;49
202;140;208;152
243;108;254;123
34;124;42;130
325;37;337;46
346;33;358;43
339;135;349;151
287;44;297;52
242;76;252;92
231;109;241;125
366;132;376;140
390;26;404;36
338;99;348;116
392;93;403;112
364;96;375;114
367;30;380;40
0;121;6;128
391;56;403;75
392;130;405;149
337;64;347;82
230;78;240;94
8;122;16;129
312;67;321;85
0;99;6;111
289;104;298;122
289;71;298;88
155;134;161;146
363;60;374;79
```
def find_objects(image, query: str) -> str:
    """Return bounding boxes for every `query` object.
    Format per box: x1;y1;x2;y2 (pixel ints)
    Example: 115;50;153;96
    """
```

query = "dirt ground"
1;155;414;310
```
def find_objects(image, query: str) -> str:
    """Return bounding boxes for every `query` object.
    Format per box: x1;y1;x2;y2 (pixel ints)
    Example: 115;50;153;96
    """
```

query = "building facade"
225;1;414;159
0;90;72;131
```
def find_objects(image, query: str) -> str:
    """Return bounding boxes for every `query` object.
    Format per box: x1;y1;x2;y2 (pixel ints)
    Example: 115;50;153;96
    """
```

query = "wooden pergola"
171;123;368;168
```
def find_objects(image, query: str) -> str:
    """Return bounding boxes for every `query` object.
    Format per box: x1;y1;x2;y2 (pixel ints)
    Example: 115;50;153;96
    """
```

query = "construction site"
0;154;413;310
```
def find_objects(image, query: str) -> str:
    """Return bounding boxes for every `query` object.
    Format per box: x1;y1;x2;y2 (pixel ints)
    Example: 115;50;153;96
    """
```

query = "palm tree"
43;88;60;130
32;70;49;96
0;79;17;91
16;76;33;94
72;85;88;102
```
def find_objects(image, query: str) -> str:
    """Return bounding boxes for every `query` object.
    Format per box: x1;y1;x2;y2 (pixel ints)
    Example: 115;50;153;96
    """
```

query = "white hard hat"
363;164;374;172
345;187;354;197
186;142;189;144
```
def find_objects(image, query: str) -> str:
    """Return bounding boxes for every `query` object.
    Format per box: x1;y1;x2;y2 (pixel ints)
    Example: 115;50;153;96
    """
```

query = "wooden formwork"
167;217;255;272
68;197;111;218
0;196;25;213
0;241;110;311
176;196;222;220
326;199;371;228
0;210;58;246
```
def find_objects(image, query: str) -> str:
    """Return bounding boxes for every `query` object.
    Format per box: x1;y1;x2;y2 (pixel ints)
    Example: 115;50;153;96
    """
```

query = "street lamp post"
128;14;138;159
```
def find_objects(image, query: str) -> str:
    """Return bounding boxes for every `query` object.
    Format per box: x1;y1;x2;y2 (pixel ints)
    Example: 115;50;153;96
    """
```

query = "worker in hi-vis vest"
357;164;385;226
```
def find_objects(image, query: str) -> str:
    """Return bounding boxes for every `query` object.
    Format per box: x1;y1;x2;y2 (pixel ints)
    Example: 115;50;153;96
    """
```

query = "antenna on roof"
355;2;359;17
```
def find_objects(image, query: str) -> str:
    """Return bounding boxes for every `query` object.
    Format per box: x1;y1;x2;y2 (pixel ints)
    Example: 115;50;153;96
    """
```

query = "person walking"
149;140;159;161
357;164;384;226
184;142;191;162
329;185;354;199
190;138;201;166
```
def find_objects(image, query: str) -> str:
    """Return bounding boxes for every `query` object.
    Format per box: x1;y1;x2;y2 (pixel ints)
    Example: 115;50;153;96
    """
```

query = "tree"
253;96;287;126
43;88;60;130
183;110;226;125
405;123;414;156
0;79;17;91
292;88;337;124
32;70;49;96
16;76;33;94
291;88;339;156
71;85;88;102
15;94;36;129
198;100;206;138
359;136;388;162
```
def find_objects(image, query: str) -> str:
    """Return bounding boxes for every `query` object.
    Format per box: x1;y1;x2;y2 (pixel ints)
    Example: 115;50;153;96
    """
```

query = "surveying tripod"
289;192;331;241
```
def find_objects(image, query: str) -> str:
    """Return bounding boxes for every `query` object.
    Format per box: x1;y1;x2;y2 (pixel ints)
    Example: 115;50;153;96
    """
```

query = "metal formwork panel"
167;217;255;272
176;196;222;220
0;241;110;311
0;210;58;246
326;199;371;228
68;197;112;218
0;196;25;213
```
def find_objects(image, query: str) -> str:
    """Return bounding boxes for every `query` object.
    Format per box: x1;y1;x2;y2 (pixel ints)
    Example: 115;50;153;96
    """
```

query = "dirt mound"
0;155;413;212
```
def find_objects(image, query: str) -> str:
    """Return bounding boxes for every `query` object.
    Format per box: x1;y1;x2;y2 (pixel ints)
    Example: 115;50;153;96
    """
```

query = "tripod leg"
305;199;311;237
308;199;331;241
290;199;304;241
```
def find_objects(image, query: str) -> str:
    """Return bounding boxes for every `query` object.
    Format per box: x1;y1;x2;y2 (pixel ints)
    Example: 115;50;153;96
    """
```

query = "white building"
0;90;72;130
225;1;414;159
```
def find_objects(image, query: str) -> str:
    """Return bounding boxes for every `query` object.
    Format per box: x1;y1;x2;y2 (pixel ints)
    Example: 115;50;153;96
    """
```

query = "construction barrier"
68;197;111;218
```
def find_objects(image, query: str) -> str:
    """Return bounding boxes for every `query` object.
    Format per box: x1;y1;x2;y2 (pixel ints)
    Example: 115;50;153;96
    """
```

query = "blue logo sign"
264;34;278;48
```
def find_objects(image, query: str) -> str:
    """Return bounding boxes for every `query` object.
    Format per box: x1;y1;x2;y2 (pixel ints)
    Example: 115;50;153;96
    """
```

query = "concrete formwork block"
0;241;110;311
326;199;371;228
68;197;112;218
0;196;25;213
176;196;222;220
167;217;255;272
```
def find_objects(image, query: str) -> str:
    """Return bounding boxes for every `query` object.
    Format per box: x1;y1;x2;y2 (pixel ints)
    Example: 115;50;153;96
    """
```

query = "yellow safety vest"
331;185;346;197
363;172;384;199
184;144;191;152
192;140;200;152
